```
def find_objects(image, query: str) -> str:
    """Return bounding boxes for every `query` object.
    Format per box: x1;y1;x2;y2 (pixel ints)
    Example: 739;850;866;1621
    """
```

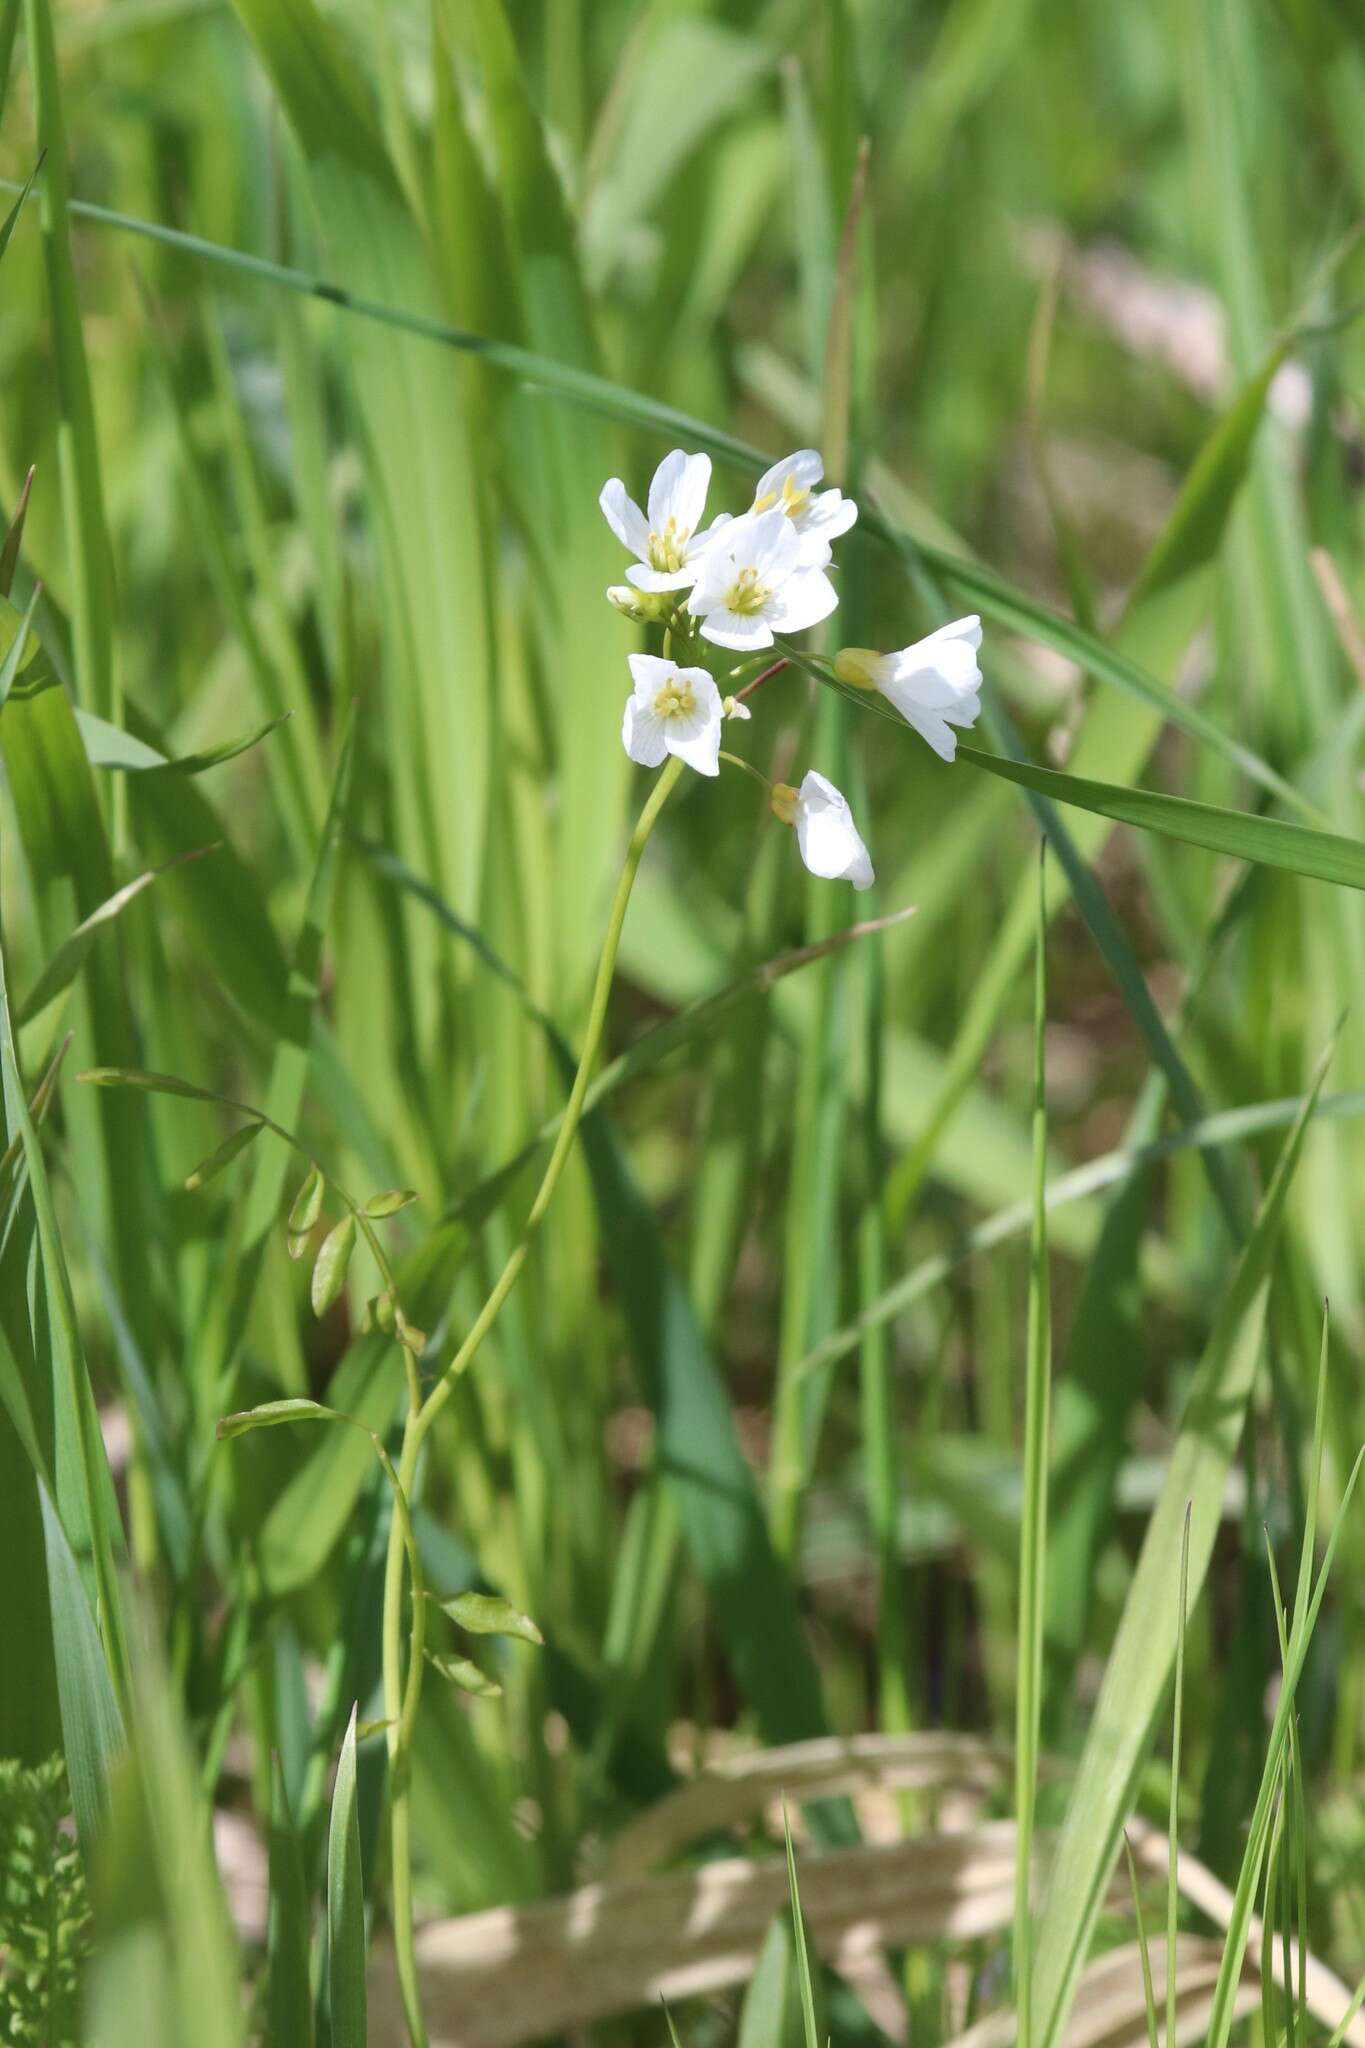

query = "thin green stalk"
377;756;684;2048
1015;846;1051;2048
1167;1506;1191;2048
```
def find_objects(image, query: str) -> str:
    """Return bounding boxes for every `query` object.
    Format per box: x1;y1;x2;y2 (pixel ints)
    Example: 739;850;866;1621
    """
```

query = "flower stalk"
378;754;685;2048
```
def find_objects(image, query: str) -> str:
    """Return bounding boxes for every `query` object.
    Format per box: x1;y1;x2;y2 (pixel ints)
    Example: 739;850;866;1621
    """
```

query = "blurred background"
3;0;1365;2042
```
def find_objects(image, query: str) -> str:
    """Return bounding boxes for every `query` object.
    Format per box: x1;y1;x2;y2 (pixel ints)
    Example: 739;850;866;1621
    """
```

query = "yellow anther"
647;517;688;574
724;565;769;617
780;473;812;517
656;678;697;721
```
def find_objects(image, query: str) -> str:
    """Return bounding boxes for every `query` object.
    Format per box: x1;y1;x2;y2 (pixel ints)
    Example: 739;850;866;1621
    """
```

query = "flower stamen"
724;565;770;616
656;677;697;721
647;517;689;574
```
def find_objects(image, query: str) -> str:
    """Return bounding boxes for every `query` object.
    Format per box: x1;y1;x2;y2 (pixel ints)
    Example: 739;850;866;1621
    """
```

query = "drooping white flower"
600;450;717;592
621;654;723;777
835;616;982;761
749;448;857;564
686;507;837;651
772;770;874;890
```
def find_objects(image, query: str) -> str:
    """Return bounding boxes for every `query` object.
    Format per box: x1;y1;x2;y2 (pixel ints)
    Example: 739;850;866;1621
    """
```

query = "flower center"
655;677;697;722
647;517;688;573
723;565;770;617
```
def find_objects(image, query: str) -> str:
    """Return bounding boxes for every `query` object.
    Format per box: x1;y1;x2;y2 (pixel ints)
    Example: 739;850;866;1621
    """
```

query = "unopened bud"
607;584;671;623
723;695;753;721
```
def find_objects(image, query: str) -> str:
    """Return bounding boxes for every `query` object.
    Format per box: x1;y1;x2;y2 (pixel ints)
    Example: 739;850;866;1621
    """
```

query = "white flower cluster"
601;447;983;892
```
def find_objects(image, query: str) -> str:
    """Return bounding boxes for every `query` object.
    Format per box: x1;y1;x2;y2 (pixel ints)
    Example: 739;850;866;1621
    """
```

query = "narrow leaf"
326;1706;366;2048
960;747;1362;893
183;1122;265;1193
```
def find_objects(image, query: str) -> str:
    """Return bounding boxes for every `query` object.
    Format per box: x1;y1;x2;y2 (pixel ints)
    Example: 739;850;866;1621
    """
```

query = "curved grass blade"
1031;1029;1338;2048
37;1477;125;1853
74;706;291;775
0;920;130;1711
960;745;1365;893
326;1706;367;2048
793;1085;1365;1386
0;154;41;266
0;467;35;599
15;846;217;1026
0;182;1306;813
981;696;1245;1236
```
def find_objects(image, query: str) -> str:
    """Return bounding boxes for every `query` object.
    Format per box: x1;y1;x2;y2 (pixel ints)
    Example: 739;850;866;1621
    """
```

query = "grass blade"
268;1757;314;2048
326;1705;367;2048
37;1478;125;1853
1014;848;1051;2046
1032;1028;1338;2048
959;745;1365;893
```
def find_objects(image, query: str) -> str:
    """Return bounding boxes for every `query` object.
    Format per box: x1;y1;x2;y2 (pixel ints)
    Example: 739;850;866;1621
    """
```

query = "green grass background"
2;0;1365;2041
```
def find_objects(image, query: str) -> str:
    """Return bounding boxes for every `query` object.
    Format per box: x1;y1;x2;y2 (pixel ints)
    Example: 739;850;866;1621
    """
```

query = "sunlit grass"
1;0;1365;2044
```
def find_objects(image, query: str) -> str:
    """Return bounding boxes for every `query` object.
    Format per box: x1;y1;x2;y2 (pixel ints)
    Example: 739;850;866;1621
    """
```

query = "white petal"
900;705;960;761
796;488;858;545
600;478;650;558
622;698;669;768
686;545;729;612
647;449;711;535
665;696;722;777
745;505;799;576
626;561;697;592
627;652;677;697
699;608;774;651
754;448;823;504
915;613;982;655
768;566;838;634
884;621;982;710
795;770;874;888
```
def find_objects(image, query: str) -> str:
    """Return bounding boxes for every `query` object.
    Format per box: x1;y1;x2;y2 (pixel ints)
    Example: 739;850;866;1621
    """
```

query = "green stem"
378;755;683;2048
382;1410;426;2048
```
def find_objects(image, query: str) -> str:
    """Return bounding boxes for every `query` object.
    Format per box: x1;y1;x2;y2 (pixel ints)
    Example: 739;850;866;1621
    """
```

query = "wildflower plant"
604;445;984;891
200;439;985;2047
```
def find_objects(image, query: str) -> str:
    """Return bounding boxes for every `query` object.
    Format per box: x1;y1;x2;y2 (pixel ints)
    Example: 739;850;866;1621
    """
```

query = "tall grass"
2;1;1365;2044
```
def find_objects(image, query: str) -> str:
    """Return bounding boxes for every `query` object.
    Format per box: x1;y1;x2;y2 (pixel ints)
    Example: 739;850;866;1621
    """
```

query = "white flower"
835;616;982;761
686;507;837;651
772;770;874;890
600;450;717;592
621;654;723;777
749;448;857;564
